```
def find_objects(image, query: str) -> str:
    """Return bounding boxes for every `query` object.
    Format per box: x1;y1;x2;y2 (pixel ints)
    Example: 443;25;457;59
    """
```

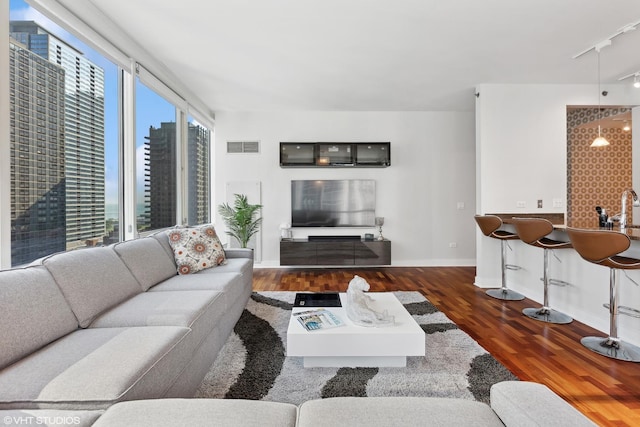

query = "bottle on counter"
596;206;608;228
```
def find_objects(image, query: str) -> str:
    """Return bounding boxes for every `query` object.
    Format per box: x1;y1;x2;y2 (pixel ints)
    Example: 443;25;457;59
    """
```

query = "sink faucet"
620;189;640;229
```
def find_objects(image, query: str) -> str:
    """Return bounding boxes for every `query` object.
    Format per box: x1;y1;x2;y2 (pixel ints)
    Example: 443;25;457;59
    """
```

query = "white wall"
476;83;640;215
214;111;476;267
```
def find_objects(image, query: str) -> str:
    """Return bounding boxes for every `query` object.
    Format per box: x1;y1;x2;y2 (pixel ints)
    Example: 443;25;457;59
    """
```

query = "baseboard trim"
474;276;497;289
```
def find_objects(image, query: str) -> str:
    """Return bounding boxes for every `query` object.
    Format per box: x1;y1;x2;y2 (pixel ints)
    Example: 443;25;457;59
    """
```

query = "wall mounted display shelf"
280;142;390;168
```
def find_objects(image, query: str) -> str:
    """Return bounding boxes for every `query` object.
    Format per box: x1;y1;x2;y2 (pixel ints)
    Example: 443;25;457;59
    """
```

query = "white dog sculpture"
345;275;395;327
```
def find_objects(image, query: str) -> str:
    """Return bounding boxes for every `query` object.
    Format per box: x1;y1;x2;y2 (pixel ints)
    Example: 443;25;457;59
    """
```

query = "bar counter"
476;213;640;348
554;224;640;241
487;212;640;240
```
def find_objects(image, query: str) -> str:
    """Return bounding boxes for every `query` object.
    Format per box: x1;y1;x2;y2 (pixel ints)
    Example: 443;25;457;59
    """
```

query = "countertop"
552;224;640;241
486;213;564;225
486;212;640;241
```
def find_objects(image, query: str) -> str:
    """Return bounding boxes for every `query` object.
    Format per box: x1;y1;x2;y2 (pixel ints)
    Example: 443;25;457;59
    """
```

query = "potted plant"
218;194;263;248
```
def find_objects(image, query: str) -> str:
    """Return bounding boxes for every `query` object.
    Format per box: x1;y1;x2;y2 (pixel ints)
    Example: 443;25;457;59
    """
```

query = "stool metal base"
486;288;525;301
581;336;640;362
523;307;573;324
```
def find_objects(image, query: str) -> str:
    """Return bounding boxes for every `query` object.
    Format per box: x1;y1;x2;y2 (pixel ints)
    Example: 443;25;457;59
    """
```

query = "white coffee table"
287;292;425;368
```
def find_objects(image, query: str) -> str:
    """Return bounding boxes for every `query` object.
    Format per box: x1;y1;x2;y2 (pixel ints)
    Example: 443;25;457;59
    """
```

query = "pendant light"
591;49;610;147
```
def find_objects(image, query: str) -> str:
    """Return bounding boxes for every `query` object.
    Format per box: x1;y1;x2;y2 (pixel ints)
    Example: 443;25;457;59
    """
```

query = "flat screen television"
291;179;376;227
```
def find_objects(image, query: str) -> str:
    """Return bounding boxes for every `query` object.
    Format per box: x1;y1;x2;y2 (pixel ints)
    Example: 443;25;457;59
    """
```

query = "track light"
618;71;640;87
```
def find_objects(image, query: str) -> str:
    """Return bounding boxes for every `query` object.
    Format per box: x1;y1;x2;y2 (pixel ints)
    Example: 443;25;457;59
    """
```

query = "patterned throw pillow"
166;224;226;274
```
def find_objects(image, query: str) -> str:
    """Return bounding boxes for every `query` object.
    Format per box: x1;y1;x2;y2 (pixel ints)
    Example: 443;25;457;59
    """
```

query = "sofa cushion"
490;381;597;426
43;247;142;328
297;397;504;427
93;399;298;427
90;290;224;328
166;225;226;275
149;231;177;265
0;409;102;427
0;326;191;410
90;290;226;353
112;237;177;291
149;272;248;311
0;266;78;370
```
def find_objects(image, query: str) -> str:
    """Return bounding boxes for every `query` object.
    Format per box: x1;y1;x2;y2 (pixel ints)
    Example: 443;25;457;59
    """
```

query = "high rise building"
10;21;106;250
187;123;210;225
145;122;176;230
144;121;209;230
9;40;66;265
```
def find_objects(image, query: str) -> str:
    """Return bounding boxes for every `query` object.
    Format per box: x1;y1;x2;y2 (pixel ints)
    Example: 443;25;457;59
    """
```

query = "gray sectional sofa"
0;231;253;411
0;231;597;426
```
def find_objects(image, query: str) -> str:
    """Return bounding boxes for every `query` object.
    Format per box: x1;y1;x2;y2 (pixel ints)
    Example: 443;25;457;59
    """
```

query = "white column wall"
214;111;476;267
476;83;640;346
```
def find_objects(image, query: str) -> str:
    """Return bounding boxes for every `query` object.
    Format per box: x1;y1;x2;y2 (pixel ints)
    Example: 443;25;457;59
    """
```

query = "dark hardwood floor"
252;266;640;427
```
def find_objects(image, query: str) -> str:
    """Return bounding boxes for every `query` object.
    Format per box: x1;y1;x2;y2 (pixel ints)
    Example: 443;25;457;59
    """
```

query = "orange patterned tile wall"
567;108;632;228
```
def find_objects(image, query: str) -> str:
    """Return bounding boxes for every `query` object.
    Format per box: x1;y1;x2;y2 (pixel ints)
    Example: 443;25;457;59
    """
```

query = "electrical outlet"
456;202;465;210
553;198;563;208
537;199;543;208
516;201;526;208
449;242;457;248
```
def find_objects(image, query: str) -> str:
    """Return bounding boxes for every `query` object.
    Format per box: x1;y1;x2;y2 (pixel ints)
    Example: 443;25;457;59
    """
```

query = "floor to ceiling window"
2;1;214;269
8;0;119;265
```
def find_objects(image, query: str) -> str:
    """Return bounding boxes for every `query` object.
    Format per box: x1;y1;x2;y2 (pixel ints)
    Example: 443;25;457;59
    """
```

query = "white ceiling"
59;0;640;112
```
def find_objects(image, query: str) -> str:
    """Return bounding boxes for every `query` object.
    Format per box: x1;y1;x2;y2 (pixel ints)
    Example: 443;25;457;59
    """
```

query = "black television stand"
280;238;391;266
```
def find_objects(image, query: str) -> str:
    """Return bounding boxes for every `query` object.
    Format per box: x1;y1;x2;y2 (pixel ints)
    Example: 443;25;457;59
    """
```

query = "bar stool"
474;215;525;300
512;218;573;324
566;228;640;362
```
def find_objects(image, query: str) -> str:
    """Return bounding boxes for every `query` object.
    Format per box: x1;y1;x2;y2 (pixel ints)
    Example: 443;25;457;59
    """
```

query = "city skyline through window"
7;0;211;265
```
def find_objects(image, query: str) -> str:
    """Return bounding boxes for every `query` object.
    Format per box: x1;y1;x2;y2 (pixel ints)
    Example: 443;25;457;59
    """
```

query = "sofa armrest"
490;381;596;427
224;248;254;260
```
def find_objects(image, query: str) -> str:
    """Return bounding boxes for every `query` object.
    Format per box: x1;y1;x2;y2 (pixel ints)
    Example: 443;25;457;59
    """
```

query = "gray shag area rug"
195;291;518;405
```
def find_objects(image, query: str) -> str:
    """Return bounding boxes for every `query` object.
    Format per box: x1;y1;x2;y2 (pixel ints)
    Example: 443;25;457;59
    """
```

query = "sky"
9;0;176;207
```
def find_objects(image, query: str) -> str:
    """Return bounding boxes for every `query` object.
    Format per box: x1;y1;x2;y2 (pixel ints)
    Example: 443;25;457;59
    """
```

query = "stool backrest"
474;215;502;236
566;228;630;263
512;218;553;245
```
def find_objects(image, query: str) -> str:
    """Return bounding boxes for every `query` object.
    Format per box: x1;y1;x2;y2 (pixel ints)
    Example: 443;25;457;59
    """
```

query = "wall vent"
227;140;260;154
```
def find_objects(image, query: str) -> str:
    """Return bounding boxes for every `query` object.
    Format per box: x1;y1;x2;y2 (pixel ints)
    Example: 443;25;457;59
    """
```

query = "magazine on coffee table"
294;309;344;331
